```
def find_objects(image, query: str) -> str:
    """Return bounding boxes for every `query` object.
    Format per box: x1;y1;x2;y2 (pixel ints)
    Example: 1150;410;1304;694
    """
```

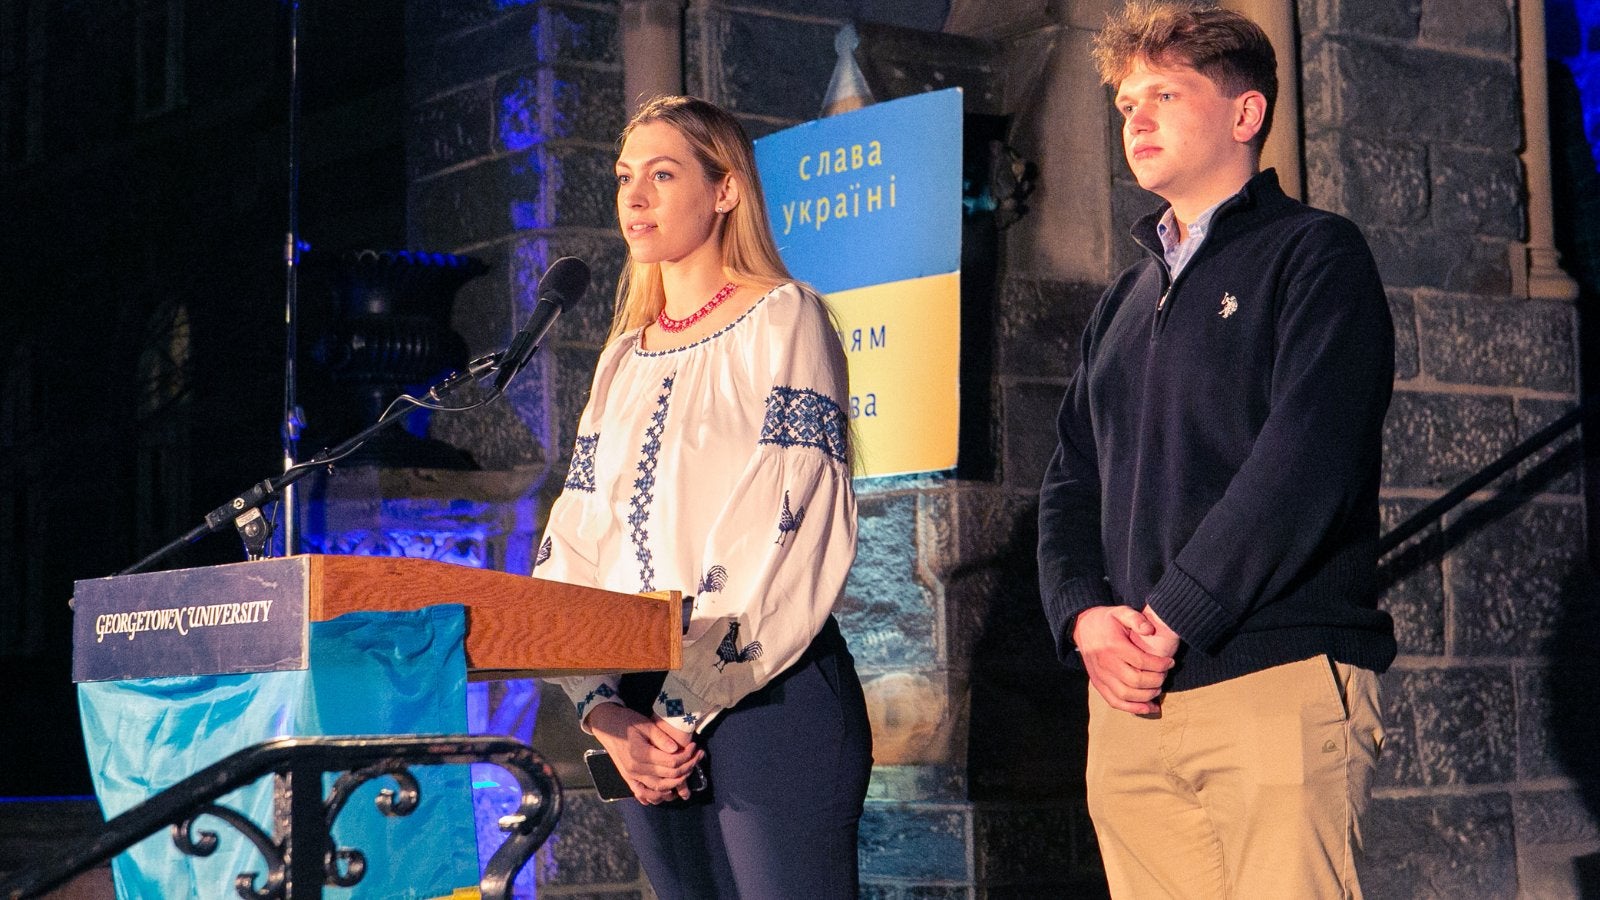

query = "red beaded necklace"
657;282;738;333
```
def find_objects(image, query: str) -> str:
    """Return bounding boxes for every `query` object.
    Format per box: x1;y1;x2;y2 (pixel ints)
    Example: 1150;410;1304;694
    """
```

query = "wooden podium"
72;554;681;682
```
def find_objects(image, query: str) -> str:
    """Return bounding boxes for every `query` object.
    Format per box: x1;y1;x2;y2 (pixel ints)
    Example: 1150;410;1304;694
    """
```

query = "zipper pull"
1158;287;1171;310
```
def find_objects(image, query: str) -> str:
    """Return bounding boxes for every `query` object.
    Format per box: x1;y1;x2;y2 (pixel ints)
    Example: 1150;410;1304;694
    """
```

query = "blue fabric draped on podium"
77;605;481;899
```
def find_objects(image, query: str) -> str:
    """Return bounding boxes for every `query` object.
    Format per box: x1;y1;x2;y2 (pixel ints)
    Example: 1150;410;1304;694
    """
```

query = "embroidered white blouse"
537;282;857;733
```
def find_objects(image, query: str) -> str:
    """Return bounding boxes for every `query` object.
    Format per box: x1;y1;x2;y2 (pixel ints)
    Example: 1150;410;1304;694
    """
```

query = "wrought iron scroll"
0;734;561;900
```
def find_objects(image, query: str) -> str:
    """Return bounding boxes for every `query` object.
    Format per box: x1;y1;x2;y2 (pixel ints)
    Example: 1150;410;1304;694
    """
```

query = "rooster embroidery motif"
775;491;806;545
714;621;763;671
699;565;728;594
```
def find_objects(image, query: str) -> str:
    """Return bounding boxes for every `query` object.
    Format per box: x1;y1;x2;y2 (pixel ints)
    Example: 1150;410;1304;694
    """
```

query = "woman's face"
615;120;728;268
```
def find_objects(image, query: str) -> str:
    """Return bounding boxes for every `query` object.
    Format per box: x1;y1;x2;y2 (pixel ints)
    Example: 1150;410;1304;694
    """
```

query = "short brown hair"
1092;1;1278;151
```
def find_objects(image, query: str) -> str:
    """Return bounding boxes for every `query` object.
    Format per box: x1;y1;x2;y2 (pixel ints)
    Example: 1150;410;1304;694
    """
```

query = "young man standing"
1036;2;1396;897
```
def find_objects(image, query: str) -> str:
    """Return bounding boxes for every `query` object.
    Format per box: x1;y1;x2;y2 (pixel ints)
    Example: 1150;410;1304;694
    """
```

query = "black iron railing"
0;734;560;900
1379;405;1585;558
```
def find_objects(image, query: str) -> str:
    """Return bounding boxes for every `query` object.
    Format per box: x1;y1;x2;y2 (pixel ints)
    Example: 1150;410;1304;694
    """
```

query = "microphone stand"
116;353;504;577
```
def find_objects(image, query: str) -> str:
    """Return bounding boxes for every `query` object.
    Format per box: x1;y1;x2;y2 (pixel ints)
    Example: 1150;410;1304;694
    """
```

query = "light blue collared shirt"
1156;195;1230;283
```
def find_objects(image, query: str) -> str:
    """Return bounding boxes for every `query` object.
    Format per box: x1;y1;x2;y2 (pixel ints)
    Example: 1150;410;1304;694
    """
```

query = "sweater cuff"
1146;564;1230;652
1040;576;1114;662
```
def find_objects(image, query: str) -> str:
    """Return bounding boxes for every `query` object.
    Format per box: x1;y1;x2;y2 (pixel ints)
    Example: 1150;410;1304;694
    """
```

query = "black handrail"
1379;405;1585;558
0;734;561;900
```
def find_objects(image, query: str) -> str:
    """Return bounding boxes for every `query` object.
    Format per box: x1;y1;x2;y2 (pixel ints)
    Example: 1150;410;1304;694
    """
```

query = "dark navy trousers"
616;616;873;900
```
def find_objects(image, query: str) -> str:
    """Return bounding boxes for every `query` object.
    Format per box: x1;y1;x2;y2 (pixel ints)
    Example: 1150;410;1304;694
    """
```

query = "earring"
716;206;726;213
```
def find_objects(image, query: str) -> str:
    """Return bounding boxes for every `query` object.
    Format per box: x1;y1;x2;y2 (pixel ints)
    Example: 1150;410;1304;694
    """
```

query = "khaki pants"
1086;656;1384;899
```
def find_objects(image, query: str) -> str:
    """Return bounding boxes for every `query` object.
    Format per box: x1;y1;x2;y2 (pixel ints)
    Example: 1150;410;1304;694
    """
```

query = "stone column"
621;0;685;112
1517;0;1581;301
1224;0;1303;198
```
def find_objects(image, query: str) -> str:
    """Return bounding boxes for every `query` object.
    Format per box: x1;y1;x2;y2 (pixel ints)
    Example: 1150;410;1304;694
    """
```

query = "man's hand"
586;704;703;804
1136;604;1182;659
1073;606;1177;715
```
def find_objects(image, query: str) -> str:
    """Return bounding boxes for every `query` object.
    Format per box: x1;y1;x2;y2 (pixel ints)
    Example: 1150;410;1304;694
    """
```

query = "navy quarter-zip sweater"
1037;169;1397;691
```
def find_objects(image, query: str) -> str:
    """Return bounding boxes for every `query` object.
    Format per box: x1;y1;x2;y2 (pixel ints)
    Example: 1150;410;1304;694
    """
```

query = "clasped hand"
1074;605;1179;715
586;704;704;805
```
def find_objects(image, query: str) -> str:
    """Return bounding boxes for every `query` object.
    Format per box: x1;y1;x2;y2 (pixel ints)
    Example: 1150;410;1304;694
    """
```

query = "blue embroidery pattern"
657;690;698;726
758;387;848;464
535;536;552;568
627;376;675;591
776;491;806;546
564;433;600;492
574;682;616;719
714;621;763;671
698;565;728;594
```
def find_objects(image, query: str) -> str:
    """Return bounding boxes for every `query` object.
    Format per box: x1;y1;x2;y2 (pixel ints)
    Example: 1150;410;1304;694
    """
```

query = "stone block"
407;0;508;37
412;3;618;101
544;3;621;66
868;764;969;804
1376;499;1445;657
863;669;965;765
509;234;629;349
412;6;541;100
534;790;642;887
1518;660;1600;785
859;802;973;882
1363;226;1511;293
1304;37;1519;150
1430;146;1523;239
1415;296;1574;391
1421;0;1515;55
1448;501;1586;657
1002;381;1067;495
1304;133;1428;227
1377;664;1517;788
919;488;1034;584
1362;793;1518;899
408;83;494;180
494;64;626;152
411;158;519;251
1298;0;1421;39
411;145;618;249
1389;290;1419;380
1381;390;1516;490
1516;790;1600;846
996;278;1102;382
1516;398;1584;495
973;802;1101;889
840;492;939;668
860;885;972;900
720;12;837;121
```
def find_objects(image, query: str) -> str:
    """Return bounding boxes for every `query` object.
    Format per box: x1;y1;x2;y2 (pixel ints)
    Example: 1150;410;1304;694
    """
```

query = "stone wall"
404;1;1598;897
1301;1;1598;897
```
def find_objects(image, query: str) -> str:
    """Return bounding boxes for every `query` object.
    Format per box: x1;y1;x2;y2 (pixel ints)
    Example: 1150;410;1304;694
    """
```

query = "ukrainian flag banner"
755;88;963;478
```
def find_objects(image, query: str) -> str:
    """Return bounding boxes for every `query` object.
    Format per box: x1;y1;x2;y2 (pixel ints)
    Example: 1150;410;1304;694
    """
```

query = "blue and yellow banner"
756;88;963;477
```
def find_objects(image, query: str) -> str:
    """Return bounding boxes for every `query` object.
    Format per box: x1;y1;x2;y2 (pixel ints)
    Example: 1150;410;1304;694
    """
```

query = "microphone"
493;256;591;393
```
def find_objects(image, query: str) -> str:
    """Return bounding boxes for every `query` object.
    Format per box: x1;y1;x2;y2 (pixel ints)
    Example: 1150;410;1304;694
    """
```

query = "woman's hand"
586;704;704;804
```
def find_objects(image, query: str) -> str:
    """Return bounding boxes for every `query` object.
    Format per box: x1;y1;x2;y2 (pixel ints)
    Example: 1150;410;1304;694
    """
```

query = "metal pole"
281;0;304;554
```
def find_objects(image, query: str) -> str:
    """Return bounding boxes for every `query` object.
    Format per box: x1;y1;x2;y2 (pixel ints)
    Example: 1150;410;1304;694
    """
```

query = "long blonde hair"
608;96;794;340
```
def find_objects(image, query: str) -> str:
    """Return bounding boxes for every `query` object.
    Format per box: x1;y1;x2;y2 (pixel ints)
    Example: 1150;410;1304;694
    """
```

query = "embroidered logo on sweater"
775;491;806;545
713;621;763;671
1219;292;1239;319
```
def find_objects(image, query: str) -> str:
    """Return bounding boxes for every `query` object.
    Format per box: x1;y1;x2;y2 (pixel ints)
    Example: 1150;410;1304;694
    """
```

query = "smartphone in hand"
584;749;709;802
584;749;634;802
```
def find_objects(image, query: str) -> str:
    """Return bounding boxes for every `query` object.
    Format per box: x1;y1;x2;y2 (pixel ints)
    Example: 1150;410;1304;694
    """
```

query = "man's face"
1114;56;1255;208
